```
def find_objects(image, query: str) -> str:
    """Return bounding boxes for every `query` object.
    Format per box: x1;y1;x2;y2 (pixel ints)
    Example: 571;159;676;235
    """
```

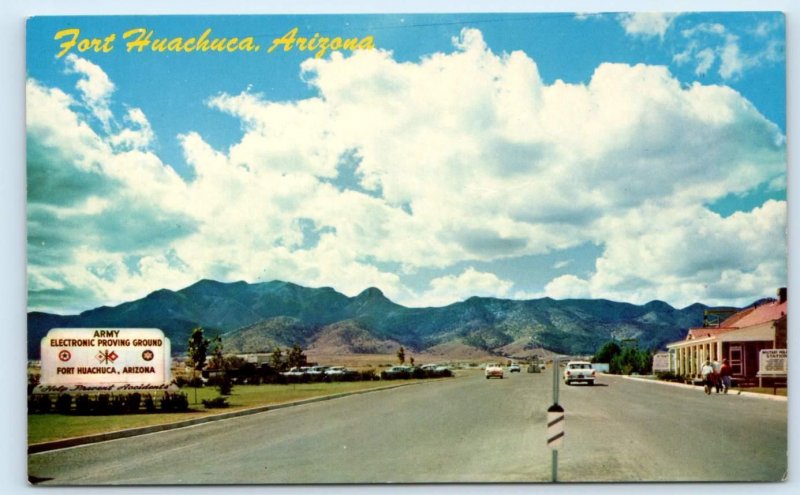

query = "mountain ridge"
27;279;720;359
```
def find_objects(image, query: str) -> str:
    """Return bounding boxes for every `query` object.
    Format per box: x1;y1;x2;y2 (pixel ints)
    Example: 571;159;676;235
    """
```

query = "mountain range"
28;279;715;359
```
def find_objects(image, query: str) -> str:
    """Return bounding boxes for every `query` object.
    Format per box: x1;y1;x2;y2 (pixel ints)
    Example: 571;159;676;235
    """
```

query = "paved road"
28;370;787;484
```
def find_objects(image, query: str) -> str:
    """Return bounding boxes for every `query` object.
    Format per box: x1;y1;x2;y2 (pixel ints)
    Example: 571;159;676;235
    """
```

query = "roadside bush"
125;393;142;413
75;394;92;414
380;370;411;380
96;394;111;414
144;394;156;412
55;394;72;414
28;394;51;414
359;369;379;381
160;392;190;412
655;371;683;382
202;396;229;409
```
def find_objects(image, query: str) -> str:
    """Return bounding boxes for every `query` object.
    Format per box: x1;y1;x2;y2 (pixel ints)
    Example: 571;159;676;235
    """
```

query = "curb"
612;374;788;402
28;380;432;454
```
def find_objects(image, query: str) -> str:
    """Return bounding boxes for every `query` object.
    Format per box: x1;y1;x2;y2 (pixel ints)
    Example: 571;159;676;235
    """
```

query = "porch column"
717;341;723;362
683;347;688;376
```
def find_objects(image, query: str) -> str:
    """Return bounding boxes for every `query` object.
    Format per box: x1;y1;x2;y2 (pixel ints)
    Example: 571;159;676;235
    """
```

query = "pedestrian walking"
712;359;722;393
719;358;733;394
701;360;714;395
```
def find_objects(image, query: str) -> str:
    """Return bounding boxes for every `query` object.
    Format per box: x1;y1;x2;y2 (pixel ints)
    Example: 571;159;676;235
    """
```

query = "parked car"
563;361;595;385
324;366;349;376
281;366;309;377
485;363;504;379
306;366;330;376
508;363;521;373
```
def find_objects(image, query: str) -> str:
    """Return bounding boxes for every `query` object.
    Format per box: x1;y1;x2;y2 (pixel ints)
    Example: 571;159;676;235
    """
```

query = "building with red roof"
666;288;787;385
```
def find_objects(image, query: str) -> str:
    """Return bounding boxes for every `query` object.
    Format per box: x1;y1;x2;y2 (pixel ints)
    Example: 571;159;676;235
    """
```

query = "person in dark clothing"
719;359;733;394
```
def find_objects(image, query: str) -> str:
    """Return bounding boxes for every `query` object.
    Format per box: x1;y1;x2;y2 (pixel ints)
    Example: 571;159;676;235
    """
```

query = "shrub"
55;394;72;414
144;394;156;412
95;394;110;414
125;393;142;413
161;392;189;412
655;371;683;382
217;376;233;396
28;394;51;414
75;394;92;414
110;395;126;414
202;396;229;408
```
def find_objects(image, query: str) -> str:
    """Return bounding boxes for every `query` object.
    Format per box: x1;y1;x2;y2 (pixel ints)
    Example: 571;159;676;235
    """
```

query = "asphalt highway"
28;369;787;484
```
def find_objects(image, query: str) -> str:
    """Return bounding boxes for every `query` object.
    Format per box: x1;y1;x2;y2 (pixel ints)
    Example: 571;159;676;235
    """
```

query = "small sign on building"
758;349;787;376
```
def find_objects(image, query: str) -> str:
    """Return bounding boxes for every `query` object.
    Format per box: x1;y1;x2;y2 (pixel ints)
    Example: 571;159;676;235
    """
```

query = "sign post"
547;357;564;482
757;349;787;388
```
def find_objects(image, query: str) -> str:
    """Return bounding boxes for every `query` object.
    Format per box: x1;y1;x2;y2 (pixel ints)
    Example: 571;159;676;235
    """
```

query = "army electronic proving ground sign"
38;328;171;393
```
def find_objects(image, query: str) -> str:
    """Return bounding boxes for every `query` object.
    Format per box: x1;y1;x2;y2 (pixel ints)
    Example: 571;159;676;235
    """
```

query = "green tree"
409;356;415;366
187;327;210;404
287;344;308;369
592;341;622;364
209;337;233;396
397;346;406;365
270;347;285;371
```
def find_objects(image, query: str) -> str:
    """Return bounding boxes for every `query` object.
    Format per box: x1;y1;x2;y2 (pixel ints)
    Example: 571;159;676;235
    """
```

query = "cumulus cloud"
618;13;679;39
27;31;786;312
64;54;115;129
546;200;787;307
421;268;514;307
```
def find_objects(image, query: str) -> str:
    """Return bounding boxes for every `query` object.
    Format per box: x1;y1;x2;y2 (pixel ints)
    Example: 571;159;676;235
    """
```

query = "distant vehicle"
485;363;504;379
324;366;349;376
281;366;309;377
508;363;521;373
420;364;439;371
563;361;595;385
306;366;330;376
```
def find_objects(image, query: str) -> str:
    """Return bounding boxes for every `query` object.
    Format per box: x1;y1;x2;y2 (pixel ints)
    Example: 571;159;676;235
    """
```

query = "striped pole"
548;357;563;482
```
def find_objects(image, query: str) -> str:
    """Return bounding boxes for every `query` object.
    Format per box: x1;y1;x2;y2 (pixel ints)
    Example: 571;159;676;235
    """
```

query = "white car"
508;363;521;373
485;363;504;379
563;361;596;385
306;366;330;376
324;366;349;376
281;366;309;377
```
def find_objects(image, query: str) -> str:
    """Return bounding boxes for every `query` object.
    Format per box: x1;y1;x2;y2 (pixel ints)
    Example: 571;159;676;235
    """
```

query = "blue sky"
26;12;787;313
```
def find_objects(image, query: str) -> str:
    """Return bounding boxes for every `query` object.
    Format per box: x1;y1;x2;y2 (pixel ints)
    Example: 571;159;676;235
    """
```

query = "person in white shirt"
701;360;714;395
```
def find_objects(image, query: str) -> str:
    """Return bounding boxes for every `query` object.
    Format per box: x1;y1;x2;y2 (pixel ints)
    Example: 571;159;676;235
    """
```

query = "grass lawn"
28;380;420;445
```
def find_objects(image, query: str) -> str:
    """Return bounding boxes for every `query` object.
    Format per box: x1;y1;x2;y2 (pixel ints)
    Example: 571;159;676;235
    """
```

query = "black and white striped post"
547;357;564;482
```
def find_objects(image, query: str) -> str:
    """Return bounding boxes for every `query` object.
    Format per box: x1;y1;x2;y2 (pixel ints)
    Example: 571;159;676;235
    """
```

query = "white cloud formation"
421;268;514;307
618;13;678;39
674;21;785;81
64;54;115;129
27;32;786;312
546;200;787;307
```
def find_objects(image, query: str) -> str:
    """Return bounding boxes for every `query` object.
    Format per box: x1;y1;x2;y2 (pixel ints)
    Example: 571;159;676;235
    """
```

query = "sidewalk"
612;373;788;402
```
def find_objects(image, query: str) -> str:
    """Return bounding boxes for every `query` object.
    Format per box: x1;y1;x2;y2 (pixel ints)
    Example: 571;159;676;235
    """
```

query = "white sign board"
652;352;671;373
38;328;171;393
758;349;787;376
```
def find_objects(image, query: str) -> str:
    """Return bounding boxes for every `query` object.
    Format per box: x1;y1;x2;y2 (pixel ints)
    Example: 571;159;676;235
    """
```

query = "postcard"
25;13;787;484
